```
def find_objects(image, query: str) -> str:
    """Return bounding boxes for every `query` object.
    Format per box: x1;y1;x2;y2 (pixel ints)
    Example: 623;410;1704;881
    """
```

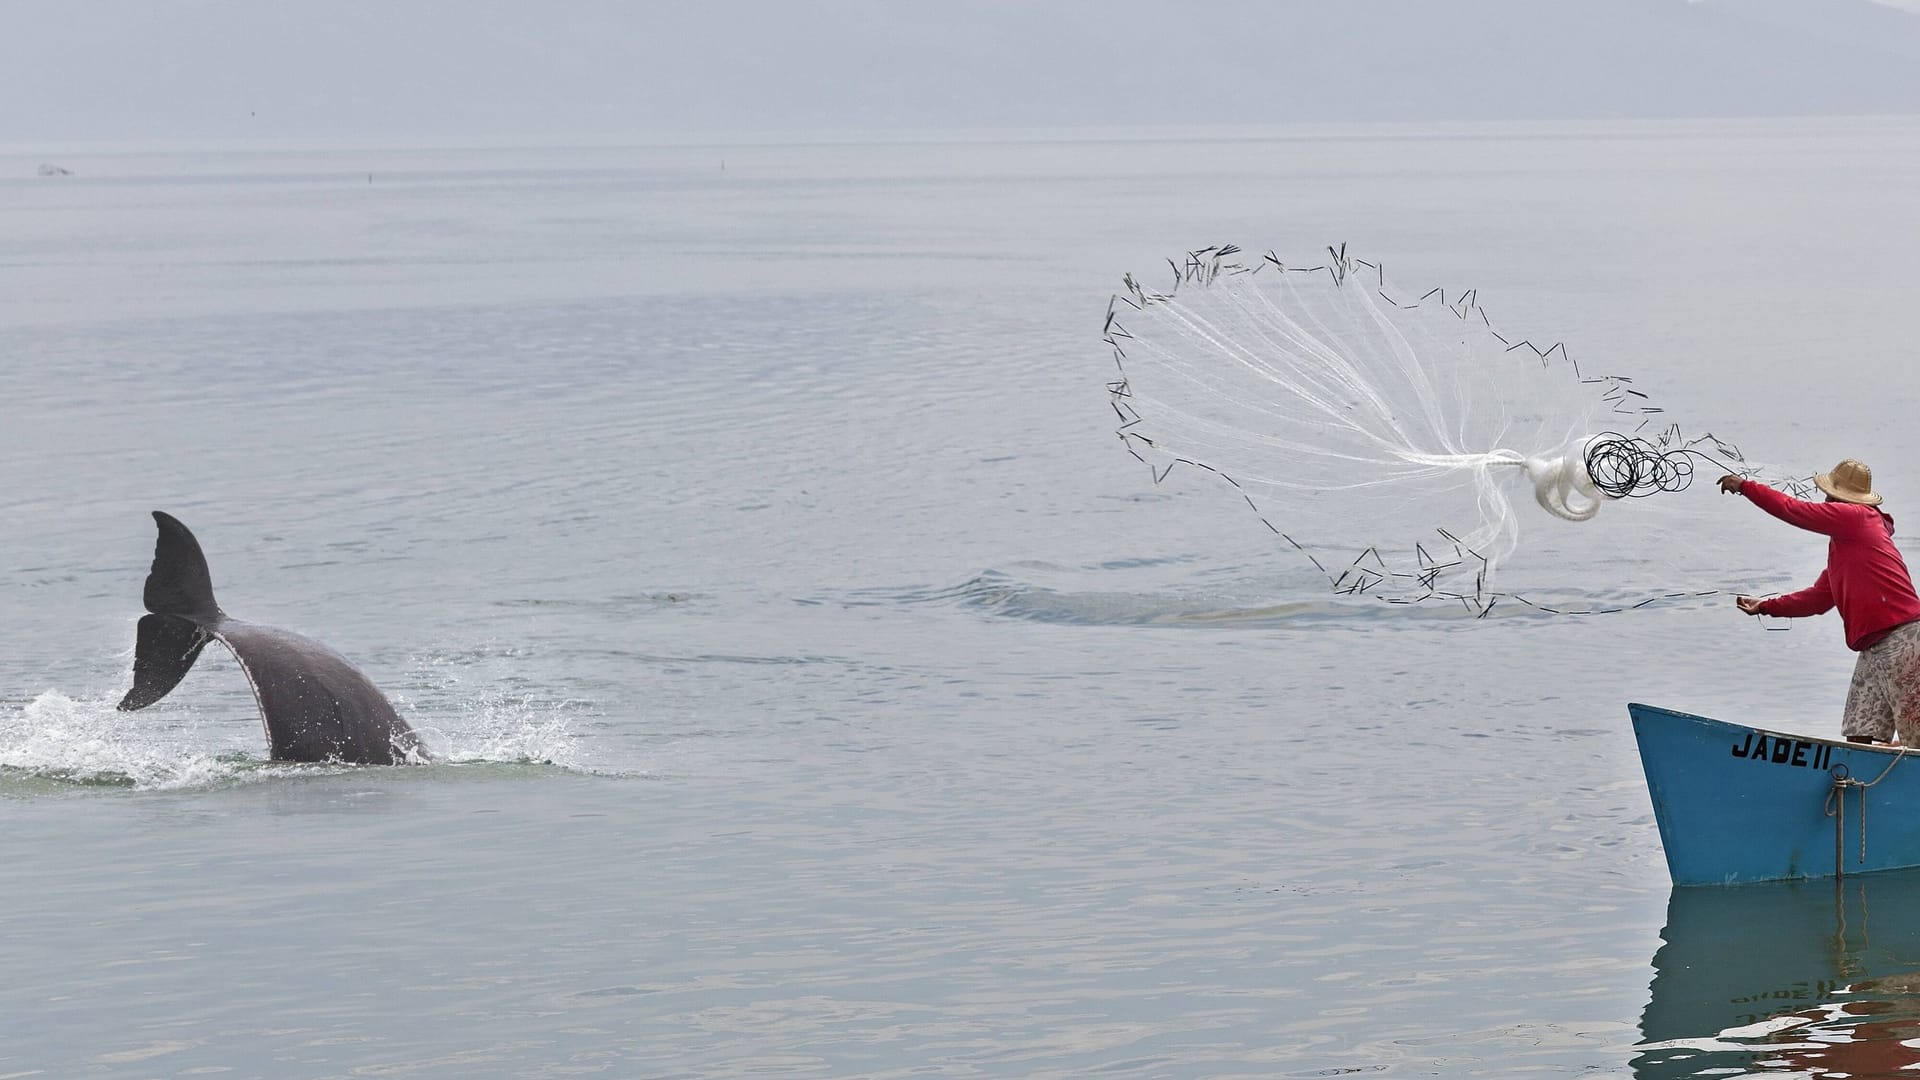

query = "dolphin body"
117;511;426;764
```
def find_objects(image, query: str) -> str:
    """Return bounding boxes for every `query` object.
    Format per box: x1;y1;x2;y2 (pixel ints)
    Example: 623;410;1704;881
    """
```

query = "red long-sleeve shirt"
1741;481;1920;650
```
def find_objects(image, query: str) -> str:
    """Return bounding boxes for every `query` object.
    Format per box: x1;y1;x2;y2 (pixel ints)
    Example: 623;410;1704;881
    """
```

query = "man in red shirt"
1721;459;1920;744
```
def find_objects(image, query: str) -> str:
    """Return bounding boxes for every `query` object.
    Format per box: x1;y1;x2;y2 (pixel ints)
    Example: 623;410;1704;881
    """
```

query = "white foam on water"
0;690;279;791
2;684;620;793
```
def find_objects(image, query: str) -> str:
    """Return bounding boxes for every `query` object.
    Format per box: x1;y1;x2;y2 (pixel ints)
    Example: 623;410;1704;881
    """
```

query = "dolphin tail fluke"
118;613;212;711
120;511;223;711
142;511;222;620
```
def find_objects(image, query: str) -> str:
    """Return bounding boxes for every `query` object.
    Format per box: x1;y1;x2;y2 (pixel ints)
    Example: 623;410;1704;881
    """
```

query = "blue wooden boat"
1632;702;1920;886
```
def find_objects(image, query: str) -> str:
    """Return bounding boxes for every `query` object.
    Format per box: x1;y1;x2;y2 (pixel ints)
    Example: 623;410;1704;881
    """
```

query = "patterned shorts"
1843;619;1920;744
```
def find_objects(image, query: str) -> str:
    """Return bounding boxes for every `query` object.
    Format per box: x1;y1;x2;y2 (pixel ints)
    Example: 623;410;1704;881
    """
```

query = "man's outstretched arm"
1719;474;1856;536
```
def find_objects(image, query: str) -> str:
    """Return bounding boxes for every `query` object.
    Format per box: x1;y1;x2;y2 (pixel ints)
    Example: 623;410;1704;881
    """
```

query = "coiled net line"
1585;431;1724;500
1105;244;1788;617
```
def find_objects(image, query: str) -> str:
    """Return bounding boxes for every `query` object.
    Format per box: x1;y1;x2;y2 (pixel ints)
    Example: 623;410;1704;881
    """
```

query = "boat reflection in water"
1636;866;1920;1078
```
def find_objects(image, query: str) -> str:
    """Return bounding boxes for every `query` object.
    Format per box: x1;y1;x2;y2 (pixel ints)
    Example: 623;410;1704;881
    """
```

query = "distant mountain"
2;0;1917;140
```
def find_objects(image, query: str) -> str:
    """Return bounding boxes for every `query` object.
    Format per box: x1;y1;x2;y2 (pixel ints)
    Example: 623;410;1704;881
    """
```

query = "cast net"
1105;245;1768;614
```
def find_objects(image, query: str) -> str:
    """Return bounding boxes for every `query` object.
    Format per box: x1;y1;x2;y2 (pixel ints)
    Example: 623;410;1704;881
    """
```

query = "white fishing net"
1105;246;1756;613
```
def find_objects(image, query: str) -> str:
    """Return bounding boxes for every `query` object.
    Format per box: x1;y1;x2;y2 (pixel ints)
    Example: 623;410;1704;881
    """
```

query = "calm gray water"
4;120;1920;1077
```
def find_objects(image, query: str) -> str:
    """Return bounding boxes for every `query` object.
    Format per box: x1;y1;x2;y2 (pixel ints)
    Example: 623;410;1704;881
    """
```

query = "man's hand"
1718;474;1745;494
1737;595;1765;615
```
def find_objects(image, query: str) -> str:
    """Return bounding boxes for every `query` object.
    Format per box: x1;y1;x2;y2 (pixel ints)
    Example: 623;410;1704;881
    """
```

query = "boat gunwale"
1629;700;1897;760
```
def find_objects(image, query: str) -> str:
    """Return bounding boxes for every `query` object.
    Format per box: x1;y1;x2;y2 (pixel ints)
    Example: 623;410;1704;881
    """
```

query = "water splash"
392;644;615;773
406;690;590;770
1;681;607;794
0;690;281;791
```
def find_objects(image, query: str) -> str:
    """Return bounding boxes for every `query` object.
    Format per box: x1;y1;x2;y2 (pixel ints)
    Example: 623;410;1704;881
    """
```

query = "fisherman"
1721;460;1920;744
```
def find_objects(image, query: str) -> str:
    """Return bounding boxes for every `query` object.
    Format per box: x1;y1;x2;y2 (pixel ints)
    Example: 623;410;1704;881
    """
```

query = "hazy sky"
4;0;1919;143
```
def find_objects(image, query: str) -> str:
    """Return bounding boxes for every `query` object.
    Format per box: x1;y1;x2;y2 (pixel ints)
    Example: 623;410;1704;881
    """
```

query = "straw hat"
1815;458;1883;506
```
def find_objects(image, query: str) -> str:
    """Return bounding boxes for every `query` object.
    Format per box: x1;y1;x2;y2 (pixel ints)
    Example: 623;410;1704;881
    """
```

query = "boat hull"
1631;702;1920;886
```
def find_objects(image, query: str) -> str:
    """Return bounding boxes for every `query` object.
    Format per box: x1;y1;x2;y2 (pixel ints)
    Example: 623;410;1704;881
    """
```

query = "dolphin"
117;511;426;765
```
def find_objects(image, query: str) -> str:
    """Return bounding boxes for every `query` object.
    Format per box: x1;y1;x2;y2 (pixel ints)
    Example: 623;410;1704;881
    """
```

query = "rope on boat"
1826;747;1911;876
